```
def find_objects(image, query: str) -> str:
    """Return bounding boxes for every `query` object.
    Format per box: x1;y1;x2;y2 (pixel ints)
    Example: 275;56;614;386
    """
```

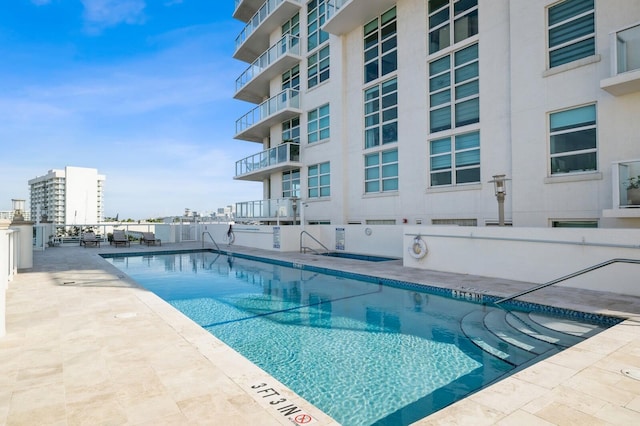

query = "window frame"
308;45;330;89
308;104;330;144
364;7;398;84
282;169;301;198
307;0;329;51
308;162;331;198
548;103;597;176
282;117;301;143
429;130;480;187
547;0;596;68
364;77;398;149
428;0;478;55
365;148;399;193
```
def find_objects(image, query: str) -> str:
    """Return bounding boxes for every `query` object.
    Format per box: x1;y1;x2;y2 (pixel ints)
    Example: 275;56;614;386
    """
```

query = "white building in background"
28;166;106;225
231;0;640;228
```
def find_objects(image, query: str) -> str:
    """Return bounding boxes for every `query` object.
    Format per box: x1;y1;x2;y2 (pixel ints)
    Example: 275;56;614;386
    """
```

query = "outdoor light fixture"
489;175;509;226
291;197;299;225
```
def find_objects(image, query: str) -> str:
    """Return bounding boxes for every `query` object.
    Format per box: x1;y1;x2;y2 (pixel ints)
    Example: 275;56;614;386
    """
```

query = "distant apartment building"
28;166;106;225
230;0;640;228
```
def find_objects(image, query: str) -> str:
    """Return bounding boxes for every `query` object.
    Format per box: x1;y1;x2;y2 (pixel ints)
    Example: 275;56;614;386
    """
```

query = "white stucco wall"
403;225;640;296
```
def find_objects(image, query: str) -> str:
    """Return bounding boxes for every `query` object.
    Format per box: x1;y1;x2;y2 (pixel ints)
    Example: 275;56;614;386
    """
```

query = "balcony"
235;198;299;222
324;0;396;35
235;89;301;142
235;35;301;104
603;159;640;218
235;143;301;181
234;0;302;63
233;0;264;22
601;23;640;96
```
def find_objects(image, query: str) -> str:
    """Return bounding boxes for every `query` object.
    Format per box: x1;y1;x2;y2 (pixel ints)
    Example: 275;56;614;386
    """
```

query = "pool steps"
461;308;604;366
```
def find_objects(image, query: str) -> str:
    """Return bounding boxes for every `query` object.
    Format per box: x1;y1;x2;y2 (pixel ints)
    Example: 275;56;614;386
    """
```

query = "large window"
364;7;397;83
428;0;478;54
282;13;300;37
307;0;329;51
365;149;398;193
429;43;479;133
282;117;300;143
308;45;330;88
308;104;330;143
364;78;398;148
549;104;597;175
282;65;300;90
282;169;300;198
430;131;480;186
308;162;330;198
548;0;595;68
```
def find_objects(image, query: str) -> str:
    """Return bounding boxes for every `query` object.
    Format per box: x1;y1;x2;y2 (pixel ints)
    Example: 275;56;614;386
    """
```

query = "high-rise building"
28;166;106;225
231;0;640;228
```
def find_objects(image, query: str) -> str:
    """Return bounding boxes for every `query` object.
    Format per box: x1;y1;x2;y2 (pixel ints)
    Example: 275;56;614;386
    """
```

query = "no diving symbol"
294;414;313;424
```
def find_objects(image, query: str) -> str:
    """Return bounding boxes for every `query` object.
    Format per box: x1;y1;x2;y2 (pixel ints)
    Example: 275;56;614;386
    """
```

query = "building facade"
28;166;106;225
231;0;640;228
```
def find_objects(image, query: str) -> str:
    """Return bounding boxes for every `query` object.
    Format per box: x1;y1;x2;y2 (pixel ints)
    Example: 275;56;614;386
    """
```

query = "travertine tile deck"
2;242;640;425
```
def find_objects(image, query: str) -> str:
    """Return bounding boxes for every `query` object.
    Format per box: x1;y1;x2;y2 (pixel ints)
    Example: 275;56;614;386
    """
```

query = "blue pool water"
105;251;617;425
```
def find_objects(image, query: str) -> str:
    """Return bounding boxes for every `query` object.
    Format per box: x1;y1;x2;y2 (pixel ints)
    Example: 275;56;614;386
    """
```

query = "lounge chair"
140;232;161;246
112;230;130;247
81;232;100;248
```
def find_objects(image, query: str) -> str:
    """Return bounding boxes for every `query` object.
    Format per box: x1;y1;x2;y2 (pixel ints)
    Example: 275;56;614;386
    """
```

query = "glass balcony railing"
602;23;640;96
614;160;640;208
326;0;348;20
236;143;300;177
616;23;640;74
235;197;299;220
234;0;301;54
235;89;300;136
236;34;300;94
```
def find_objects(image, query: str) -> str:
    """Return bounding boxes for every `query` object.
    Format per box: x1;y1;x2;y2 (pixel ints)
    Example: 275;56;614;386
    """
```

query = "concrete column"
10;221;34;270
0;219;10;337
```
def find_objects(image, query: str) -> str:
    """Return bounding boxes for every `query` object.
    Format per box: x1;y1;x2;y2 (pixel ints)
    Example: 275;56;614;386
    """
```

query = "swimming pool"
105;250;619;425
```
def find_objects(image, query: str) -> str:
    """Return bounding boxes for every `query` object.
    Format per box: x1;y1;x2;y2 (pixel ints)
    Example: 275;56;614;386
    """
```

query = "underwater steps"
460;309;605;366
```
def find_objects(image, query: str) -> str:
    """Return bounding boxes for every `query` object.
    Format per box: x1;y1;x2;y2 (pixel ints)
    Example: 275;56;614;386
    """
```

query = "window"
282;13;300;38
308;45;330;88
307;0;329;51
282;117;300;143
552;220;598;228
282;65;300;90
282;169;300;198
429;43;479;133
428;0;478;54
430;130;480;186
364;78;398;148
548;0;595;68
549;104;596;175
365;149;398;193
308;162;330;198
364;7;397;83
308;104;330;143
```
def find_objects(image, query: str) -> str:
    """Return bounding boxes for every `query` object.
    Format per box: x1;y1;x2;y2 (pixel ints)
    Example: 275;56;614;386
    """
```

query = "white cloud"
81;0;146;34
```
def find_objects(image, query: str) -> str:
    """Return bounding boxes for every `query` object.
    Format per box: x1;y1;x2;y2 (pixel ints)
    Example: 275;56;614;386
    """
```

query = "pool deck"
1;242;640;425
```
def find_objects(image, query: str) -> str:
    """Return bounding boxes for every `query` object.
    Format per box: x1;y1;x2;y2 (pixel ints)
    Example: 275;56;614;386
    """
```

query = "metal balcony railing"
236;34;300;94
236;142;300;178
235;88;300;137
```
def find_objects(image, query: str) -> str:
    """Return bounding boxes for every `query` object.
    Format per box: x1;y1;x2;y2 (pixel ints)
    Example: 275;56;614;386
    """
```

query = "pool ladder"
202;231;221;252
300;230;330;254
495;258;640;305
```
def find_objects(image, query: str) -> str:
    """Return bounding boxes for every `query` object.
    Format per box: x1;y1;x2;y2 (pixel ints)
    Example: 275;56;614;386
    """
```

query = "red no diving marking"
294;414;313;424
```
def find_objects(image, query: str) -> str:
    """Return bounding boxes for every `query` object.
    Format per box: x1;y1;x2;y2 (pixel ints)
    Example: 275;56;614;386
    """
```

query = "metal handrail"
202;231;221;252
300;230;330;254
495;258;640;305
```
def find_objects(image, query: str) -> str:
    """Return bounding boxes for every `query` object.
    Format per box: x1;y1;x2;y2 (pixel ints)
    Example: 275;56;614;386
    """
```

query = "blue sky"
0;0;262;219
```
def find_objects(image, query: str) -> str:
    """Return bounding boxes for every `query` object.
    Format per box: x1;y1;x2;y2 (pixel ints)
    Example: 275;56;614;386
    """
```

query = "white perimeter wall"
403;225;640;296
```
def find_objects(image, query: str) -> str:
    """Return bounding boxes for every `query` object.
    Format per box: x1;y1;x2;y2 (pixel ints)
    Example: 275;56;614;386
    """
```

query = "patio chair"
112;230;130;247
81;232;100;248
141;232;161;246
